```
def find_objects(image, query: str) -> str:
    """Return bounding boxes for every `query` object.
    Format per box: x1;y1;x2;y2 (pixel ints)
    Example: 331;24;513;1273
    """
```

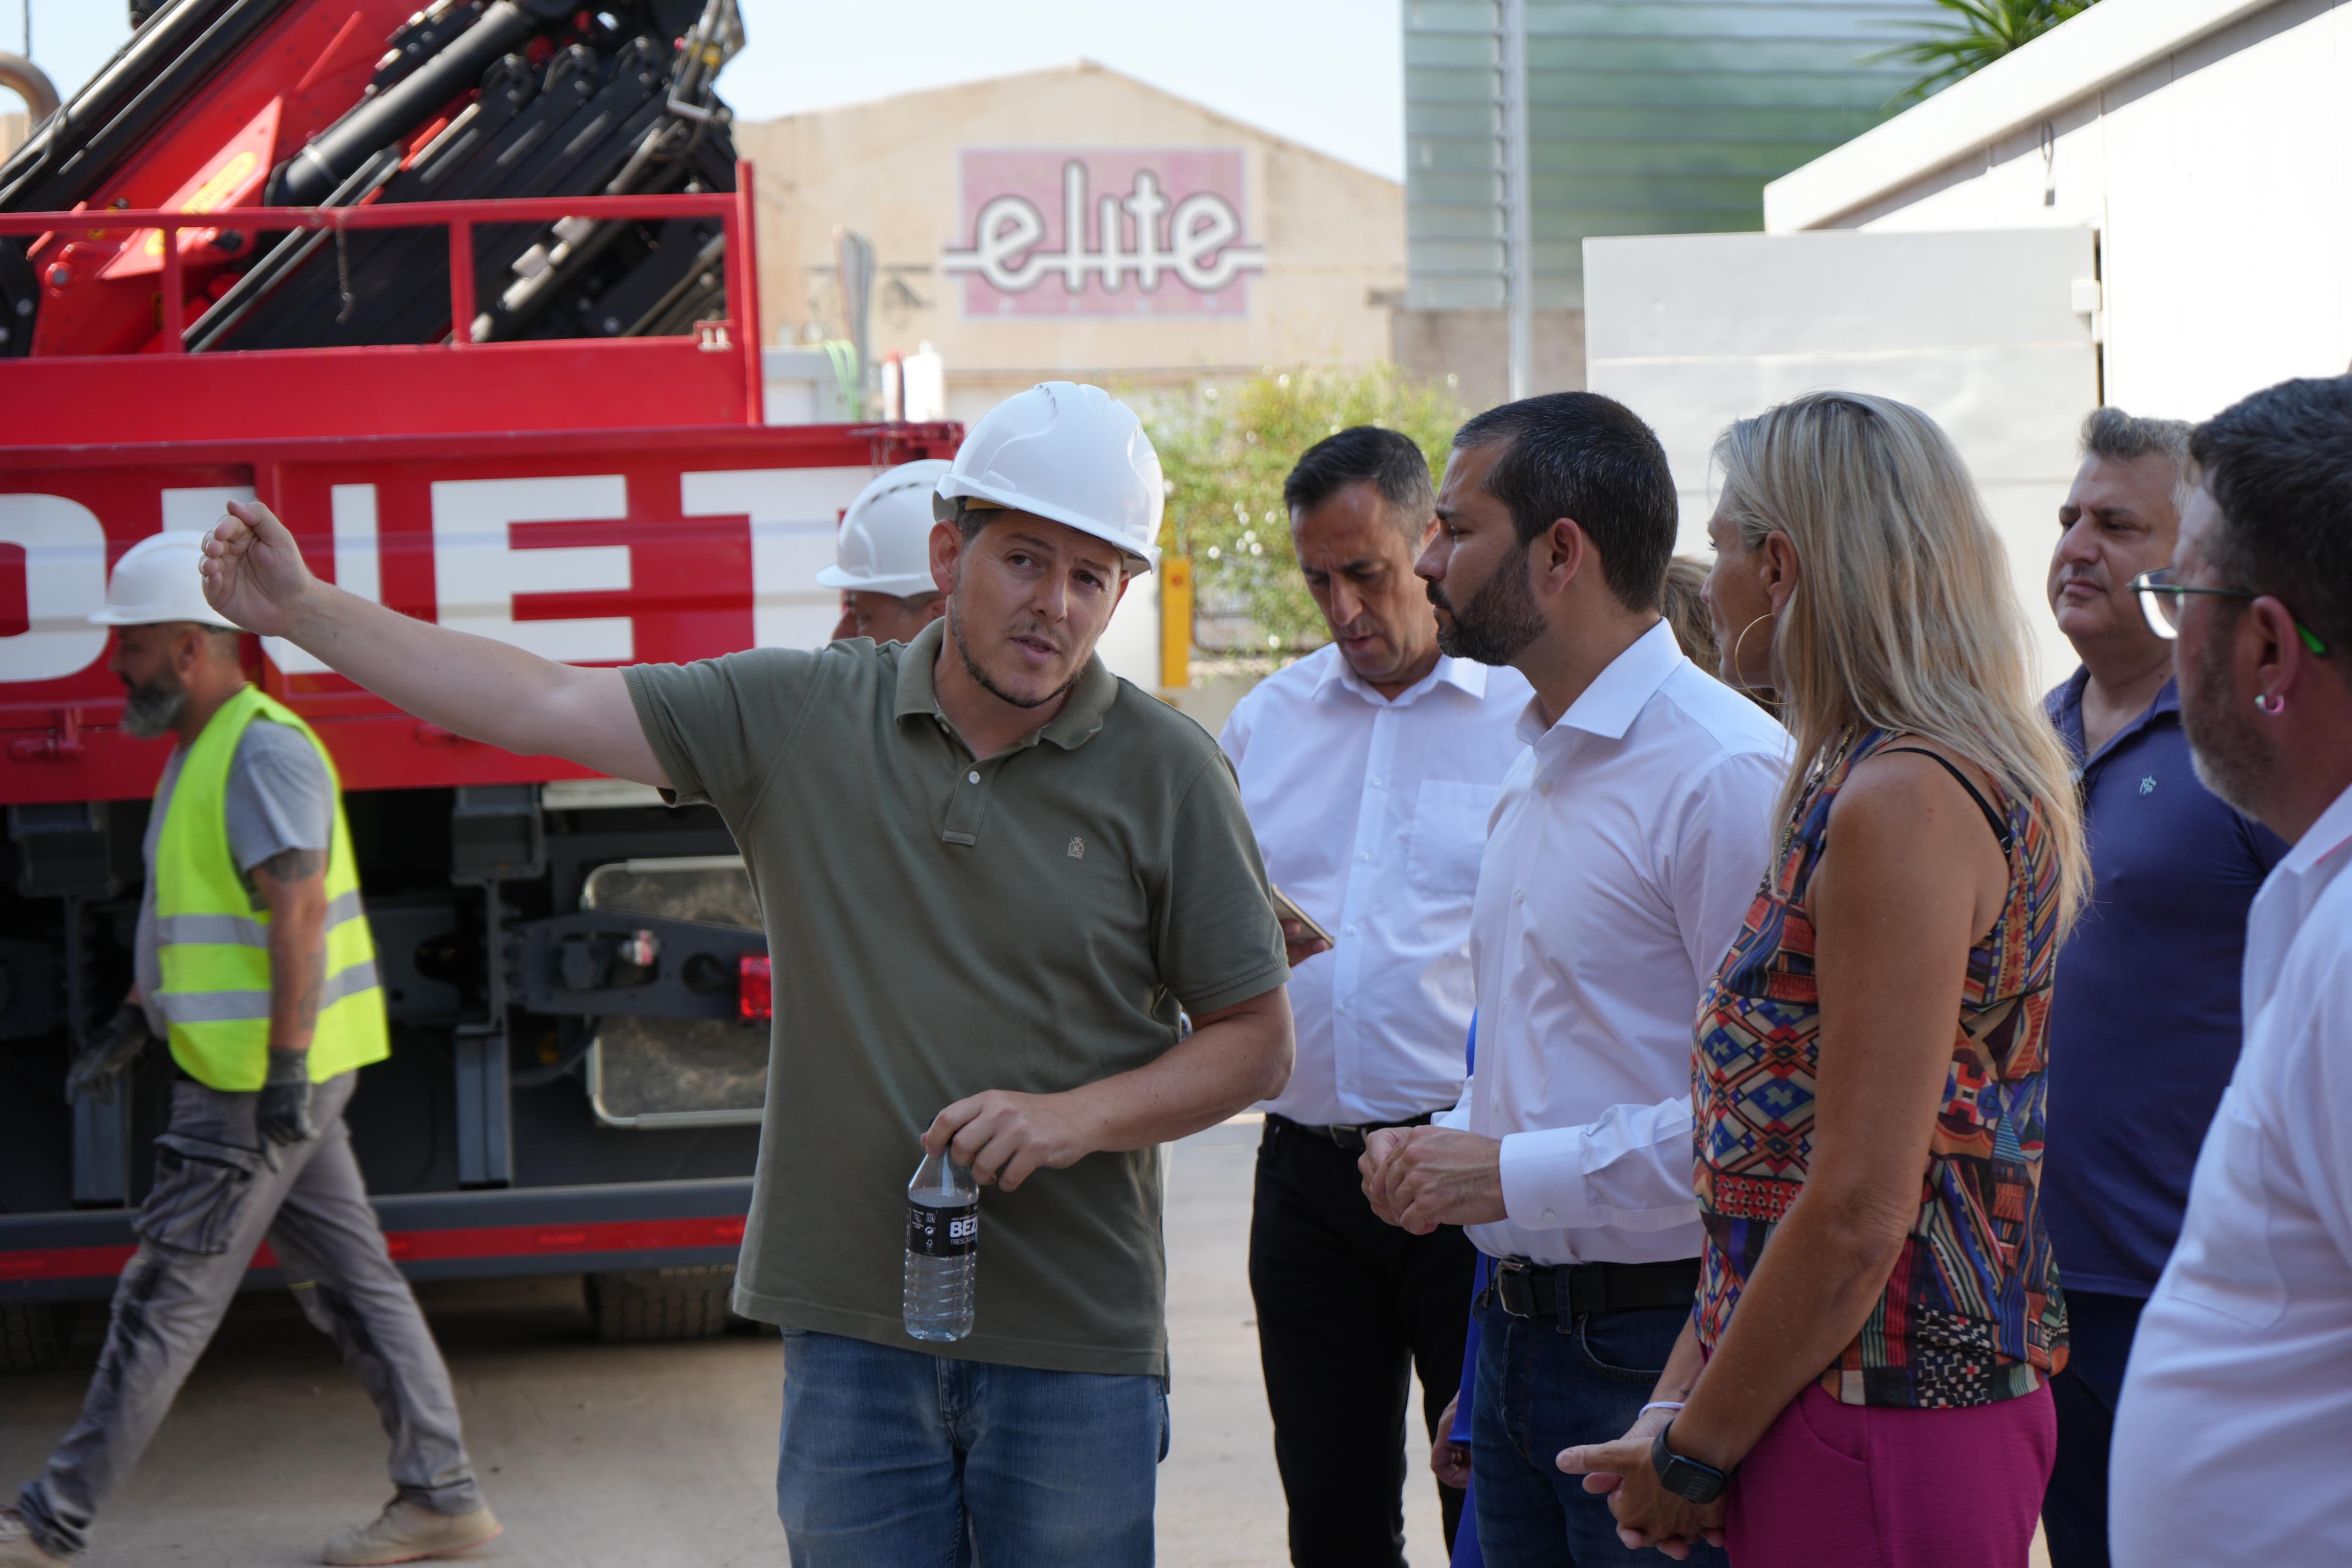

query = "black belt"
1266;1110;1438;1154
1481;1257;1700;1322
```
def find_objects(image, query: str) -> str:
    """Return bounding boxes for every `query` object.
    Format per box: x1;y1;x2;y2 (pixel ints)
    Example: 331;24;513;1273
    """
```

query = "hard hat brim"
87;604;243;631
932;479;1161;574
814;565;943;597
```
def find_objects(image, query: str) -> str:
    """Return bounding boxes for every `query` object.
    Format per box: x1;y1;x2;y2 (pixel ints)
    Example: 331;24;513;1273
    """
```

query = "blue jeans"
1469;1296;1727;1568
774;1328;1168;1568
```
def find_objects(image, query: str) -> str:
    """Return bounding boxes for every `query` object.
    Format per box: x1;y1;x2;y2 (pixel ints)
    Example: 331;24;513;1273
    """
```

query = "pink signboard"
942;147;1265;319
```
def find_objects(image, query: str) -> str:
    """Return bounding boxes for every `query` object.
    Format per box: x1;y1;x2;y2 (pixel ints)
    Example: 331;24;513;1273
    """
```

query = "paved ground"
0;1117;1448;1568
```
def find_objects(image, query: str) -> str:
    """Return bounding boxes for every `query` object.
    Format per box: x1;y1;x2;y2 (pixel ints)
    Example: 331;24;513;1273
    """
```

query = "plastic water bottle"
902;1148;978;1342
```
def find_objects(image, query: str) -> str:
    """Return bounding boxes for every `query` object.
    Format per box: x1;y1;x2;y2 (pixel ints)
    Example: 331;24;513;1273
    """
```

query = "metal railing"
0;158;764;416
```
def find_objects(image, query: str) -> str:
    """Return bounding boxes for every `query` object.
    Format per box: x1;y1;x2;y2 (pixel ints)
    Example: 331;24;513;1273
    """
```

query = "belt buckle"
1494;1259;1536;1319
1331;1124;1368;1154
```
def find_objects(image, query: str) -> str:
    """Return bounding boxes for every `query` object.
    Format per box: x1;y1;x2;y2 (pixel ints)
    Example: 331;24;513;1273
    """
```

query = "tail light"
737;955;772;1021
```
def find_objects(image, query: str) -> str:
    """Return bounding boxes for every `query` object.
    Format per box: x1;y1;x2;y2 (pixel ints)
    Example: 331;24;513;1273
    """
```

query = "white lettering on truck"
680;466;872;652
0;494;108;682
430;475;632;664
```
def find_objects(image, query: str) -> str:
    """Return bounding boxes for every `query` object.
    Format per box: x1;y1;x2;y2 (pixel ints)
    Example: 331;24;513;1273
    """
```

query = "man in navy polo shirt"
2038;407;2287;1568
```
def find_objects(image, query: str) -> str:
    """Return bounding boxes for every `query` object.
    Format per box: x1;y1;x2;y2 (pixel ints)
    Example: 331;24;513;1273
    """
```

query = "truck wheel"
0;1302;68;1373
584;1265;736;1343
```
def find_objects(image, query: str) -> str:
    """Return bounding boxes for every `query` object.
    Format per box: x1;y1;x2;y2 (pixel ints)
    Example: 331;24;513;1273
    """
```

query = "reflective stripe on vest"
152;686;390;1091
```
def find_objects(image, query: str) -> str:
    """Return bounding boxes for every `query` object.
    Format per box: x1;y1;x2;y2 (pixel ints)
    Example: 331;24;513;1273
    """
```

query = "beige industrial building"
732;61;1408;422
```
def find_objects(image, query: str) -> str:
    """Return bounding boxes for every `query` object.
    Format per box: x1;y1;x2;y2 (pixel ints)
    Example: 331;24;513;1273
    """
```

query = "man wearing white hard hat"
1;535;498;1568
820;460;951;646
193;382;1294;1564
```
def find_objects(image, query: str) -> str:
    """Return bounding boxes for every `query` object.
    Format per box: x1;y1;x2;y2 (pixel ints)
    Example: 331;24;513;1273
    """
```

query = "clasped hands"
1361;1126;1726;1558
1556;1405;1727;1560
1356;1126;1509;1234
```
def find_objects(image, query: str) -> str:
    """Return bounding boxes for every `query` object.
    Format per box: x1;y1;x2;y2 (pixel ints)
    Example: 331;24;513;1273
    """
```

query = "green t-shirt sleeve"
622;649;819;817
1156;747;1290;1016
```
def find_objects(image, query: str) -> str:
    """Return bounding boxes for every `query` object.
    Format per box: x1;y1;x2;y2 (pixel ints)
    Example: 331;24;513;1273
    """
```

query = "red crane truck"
0;0;956;1369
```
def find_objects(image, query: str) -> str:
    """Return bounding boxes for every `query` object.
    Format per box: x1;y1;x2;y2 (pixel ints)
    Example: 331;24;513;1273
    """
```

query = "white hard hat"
817;460;950;598
87;530;240;630
935;382;1164;572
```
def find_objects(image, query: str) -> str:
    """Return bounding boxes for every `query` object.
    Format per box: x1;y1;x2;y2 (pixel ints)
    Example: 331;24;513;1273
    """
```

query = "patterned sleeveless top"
1692;727;2068;1407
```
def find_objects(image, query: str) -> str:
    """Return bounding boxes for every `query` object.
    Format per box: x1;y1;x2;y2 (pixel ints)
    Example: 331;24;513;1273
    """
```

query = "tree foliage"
1145;366;1462;655
1875;0;2096;101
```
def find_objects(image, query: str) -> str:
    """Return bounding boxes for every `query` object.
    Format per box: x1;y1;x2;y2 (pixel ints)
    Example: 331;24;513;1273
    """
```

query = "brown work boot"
0;1506;68;1568
322;1499;501;1566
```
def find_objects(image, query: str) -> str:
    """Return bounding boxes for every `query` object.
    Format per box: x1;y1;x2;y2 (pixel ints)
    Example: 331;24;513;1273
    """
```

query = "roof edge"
1763;0;2279;232
741;58;1402;190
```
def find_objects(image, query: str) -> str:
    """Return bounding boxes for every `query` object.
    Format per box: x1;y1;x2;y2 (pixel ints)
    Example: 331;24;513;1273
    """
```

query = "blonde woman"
1559;392;2088;1566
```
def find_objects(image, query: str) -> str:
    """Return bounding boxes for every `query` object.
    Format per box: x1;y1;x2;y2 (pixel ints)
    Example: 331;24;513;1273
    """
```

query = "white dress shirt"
2111;780;2352;1567
1222;645;1534;1125
1438;619;1789;1266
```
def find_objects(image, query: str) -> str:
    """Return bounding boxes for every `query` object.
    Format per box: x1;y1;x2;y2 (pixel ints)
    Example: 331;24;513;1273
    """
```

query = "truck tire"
0;1302;68;1373
584;1265;736;1343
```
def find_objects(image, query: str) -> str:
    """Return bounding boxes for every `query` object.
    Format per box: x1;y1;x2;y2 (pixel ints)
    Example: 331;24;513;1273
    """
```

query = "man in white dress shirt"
1361;393;1787;1568
1223;428;1532;1567
2109;374;2352;1567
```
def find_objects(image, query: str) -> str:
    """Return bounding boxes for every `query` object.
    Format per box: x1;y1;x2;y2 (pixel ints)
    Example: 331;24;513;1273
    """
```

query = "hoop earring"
1730;612;1776;694
2256;692;2284;715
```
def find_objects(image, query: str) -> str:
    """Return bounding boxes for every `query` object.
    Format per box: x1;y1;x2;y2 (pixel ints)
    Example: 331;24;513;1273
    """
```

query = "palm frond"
1866;0;2096;102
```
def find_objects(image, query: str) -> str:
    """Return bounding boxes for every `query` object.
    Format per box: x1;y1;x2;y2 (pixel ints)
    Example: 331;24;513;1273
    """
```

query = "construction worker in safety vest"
819;458;952;645
0;533;501;1568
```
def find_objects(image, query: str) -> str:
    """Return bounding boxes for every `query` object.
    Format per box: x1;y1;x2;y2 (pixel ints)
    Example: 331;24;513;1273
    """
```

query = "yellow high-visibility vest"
151;685;388;1090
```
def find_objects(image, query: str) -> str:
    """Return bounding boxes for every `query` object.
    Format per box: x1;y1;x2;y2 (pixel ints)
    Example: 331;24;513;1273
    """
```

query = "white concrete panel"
1814;0;2352;424
1588;227;2097;690
1588;229;2096;361
2099;2;2352;418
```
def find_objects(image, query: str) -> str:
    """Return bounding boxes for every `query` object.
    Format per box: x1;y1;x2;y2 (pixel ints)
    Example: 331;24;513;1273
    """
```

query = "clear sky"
8;0;1407;182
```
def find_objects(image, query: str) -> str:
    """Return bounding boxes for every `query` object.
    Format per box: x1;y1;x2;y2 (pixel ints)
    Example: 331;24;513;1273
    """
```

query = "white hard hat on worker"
933;382;1164;572
822;460;952;598
88;531;243;630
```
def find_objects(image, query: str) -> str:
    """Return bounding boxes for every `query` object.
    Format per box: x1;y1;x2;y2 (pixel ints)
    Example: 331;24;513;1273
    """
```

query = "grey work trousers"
18;1072;483;1559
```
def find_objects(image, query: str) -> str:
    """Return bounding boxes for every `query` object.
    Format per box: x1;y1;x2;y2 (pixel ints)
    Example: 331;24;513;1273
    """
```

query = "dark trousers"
2042;1289;2145;1568
1250;1115;1476;1568
1469;1293;1725;1568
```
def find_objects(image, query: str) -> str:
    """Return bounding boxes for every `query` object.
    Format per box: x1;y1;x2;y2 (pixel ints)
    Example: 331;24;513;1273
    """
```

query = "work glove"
256;1049;318;1146
64;1001;155;1105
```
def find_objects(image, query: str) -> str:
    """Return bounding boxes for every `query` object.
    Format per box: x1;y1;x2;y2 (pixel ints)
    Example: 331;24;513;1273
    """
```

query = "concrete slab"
0;1119;1449;1568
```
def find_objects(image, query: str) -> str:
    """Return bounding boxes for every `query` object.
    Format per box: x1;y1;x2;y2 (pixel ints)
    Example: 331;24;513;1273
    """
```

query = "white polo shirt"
2111;780;2352;1567
1439;619;1789;1266
1221;645;1533;1126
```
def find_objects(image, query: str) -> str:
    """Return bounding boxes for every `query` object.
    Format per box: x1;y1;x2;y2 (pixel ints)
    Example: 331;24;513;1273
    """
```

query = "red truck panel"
0;421;958;804
0;181;961;806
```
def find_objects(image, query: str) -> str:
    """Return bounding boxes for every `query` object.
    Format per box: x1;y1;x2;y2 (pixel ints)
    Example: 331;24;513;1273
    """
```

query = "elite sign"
942;148;1265;318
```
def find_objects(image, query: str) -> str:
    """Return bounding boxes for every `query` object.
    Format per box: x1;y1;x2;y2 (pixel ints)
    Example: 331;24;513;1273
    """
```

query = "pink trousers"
1724;1383;2055;1568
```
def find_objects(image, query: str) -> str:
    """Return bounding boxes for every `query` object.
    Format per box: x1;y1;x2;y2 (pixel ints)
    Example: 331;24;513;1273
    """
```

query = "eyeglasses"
2130;569;2330;656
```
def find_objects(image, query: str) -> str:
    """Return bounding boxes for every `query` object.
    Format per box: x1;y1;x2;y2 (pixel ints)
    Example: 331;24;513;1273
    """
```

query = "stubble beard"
120;672;188;740
951;606;1079;712
1430;555;1546;667
2178;621;2272;820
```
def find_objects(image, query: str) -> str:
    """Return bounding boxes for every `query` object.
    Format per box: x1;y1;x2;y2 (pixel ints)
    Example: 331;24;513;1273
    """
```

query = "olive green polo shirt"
623;619;1287;1376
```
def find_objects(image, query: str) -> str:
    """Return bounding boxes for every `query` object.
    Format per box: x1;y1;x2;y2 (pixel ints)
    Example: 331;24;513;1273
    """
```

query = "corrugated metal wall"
1405;0;1939;311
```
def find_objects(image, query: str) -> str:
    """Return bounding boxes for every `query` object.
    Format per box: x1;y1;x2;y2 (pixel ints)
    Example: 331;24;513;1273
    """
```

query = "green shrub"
1147;366;1461;655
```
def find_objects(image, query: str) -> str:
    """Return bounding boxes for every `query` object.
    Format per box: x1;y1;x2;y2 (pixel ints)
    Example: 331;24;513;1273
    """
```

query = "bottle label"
906;1201;978;1258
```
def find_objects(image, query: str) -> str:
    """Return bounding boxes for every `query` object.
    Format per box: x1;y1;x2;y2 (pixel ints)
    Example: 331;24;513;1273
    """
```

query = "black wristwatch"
1650;1419;1732;1504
